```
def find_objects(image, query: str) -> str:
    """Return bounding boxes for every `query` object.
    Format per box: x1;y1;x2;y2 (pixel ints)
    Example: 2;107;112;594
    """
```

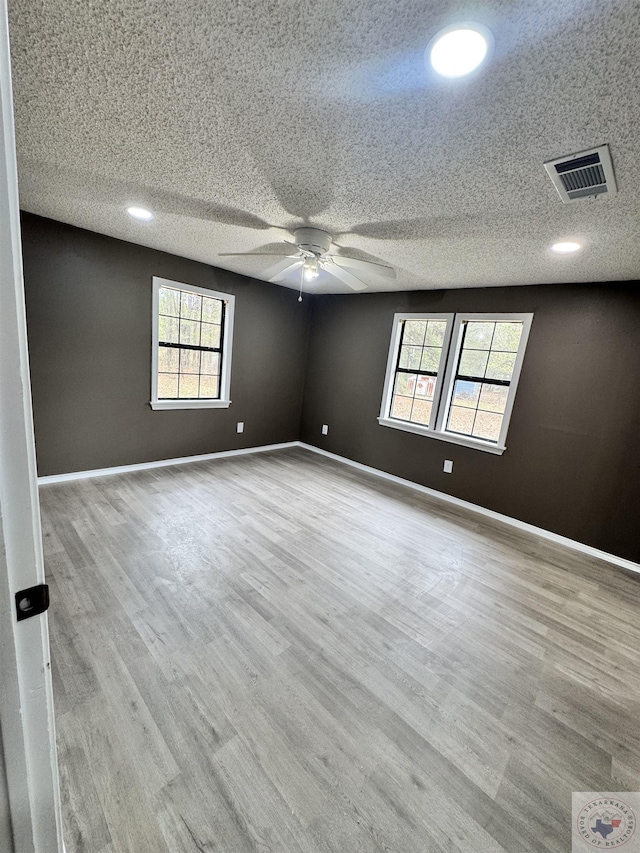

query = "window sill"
150;399;231;411
377;417;506;455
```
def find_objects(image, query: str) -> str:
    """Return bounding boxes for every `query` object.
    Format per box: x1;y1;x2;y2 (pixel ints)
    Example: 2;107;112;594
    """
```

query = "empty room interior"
2;0;640;851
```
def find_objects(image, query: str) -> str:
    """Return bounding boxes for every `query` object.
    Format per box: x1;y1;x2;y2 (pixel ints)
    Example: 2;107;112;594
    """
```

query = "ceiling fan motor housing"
294;227;331;256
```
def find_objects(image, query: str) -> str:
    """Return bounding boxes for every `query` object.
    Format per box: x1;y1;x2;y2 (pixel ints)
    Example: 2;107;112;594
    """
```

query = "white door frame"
0;0;63;849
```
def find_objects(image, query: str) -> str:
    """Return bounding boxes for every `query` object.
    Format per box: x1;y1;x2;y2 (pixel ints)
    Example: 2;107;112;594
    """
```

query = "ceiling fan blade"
267;258;303;283
325;262;368;292
331;254;396;280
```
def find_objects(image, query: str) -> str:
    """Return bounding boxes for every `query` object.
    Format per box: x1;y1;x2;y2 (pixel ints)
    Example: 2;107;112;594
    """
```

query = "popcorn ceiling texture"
8;0;640;293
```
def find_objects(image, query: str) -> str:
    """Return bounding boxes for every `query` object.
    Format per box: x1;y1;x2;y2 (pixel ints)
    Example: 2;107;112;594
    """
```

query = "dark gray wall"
22;213;310;476
300;285;640;563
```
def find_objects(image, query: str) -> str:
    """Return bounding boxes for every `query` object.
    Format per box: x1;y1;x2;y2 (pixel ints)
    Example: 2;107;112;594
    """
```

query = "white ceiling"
8;0;640;294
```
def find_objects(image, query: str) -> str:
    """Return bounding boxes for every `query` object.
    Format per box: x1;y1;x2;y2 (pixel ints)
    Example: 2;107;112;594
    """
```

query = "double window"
379;313;533;453
151;277;234;410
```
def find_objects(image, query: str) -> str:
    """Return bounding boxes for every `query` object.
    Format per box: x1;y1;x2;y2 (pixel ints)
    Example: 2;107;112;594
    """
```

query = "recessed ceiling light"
428;25;491;78
127;205;154;221
551;241;582;254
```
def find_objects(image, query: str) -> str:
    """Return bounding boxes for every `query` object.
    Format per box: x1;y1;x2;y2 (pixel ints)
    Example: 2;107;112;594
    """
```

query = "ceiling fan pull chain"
298;262;304;302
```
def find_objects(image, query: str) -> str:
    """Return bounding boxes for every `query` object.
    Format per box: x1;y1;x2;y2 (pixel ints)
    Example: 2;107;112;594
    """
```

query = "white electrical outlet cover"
444;460;453;473
322;425;329;435
237;422;244;433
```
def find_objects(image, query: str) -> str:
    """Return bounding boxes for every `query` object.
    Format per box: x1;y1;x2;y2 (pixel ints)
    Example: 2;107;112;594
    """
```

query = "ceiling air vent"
544;145;617;203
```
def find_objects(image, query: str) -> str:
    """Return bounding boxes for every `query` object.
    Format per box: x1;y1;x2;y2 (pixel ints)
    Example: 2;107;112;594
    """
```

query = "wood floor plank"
212;736;312;853
39;447;640;853
71;695;171;853
55;712;112;853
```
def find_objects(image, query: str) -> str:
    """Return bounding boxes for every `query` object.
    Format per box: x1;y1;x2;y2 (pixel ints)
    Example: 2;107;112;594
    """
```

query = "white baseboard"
297;442;640;576
37;441;299;485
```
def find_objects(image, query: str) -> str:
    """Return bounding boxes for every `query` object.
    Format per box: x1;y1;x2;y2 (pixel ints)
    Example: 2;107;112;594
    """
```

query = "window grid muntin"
157;285;225;401
389;319;445;429
445;320;522;443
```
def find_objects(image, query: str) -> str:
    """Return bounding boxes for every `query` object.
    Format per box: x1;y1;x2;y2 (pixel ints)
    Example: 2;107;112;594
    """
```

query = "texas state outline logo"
573;793;638;850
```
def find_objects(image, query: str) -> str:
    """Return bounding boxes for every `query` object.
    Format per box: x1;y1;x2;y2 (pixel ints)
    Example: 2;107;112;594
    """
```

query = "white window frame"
150;276;235;410
379;312;454;431
378;311;533;455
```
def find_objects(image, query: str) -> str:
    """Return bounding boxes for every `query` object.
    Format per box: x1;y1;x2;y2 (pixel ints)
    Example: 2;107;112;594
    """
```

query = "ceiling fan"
219;227;396;292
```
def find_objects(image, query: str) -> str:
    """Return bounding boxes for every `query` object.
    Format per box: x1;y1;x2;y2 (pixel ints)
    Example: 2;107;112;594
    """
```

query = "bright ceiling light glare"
551;241;582;254
126;205;154;222
429;25;490;78
303;257;319;281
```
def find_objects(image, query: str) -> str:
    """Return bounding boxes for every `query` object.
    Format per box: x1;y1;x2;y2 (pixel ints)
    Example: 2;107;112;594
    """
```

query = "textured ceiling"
7;0;640;294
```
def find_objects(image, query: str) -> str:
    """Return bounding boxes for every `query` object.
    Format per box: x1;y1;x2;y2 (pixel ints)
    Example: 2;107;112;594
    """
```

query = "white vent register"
544;145;617;202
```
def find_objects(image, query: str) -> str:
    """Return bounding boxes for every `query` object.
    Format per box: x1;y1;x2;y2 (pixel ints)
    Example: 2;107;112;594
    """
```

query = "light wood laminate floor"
40;447;640;853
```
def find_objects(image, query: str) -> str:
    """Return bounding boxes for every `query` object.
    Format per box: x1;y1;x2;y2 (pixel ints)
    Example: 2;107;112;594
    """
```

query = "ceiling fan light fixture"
303;257;319;281
428;24;491;78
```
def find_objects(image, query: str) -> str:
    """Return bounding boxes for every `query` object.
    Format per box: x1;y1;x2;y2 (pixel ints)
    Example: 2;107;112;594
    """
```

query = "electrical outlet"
236;422;244;434
443;460;453;474
322;424;329;435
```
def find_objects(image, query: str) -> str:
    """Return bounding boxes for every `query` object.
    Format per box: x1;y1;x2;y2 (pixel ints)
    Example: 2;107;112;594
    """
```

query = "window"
379;312;532;453
384;314;453;430
151;277;234;410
